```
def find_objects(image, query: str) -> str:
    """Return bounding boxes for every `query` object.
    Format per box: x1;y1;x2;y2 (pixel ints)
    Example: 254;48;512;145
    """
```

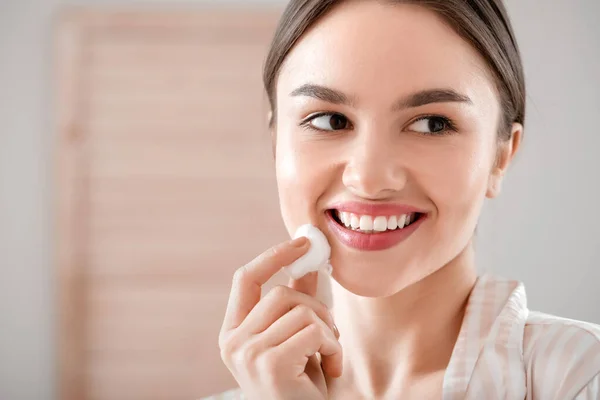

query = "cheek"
405;135;493;274
275;129;335;233
408;135;493;219
436;146;488;203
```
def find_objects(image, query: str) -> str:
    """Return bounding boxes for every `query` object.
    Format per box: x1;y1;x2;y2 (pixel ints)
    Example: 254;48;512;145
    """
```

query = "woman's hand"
218;237;342;400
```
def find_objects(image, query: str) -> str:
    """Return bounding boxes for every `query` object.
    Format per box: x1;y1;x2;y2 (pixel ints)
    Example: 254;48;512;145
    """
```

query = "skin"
273;1;521;398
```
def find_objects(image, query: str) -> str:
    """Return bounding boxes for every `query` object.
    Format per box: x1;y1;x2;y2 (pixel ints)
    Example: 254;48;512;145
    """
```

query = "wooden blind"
55;8;288;399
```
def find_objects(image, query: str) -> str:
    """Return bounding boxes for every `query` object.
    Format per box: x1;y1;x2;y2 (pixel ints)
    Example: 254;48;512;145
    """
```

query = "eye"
407;116;455;135
303;113;350;132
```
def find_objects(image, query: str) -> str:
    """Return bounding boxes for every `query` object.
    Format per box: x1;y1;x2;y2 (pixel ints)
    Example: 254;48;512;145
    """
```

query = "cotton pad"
283;224;332;280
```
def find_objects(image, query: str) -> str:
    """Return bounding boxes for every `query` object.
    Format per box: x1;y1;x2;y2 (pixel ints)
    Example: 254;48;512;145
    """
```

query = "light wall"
1;0;598;399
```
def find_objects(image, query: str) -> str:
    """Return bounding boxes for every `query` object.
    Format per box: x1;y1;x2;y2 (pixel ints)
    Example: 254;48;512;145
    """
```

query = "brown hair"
262;0;526;140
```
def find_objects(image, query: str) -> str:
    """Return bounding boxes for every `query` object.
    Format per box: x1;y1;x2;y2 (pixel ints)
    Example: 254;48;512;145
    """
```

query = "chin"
327;251;429;298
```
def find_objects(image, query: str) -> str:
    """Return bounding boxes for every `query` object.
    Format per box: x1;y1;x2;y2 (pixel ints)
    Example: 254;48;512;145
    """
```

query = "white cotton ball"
283;224;332;280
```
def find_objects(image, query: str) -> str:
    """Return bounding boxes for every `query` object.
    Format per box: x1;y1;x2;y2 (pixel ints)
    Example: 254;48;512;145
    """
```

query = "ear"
486;123;523;198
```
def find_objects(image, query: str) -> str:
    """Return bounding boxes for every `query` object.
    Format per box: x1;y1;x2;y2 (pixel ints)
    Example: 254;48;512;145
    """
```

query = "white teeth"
373;216;388;232
359;215;373;230
340;211;348;226
397;214;407;228
387;215;398;230
335;211;419;233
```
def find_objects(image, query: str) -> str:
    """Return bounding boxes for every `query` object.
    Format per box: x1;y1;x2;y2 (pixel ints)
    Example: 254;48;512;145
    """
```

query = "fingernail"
290;236;309;248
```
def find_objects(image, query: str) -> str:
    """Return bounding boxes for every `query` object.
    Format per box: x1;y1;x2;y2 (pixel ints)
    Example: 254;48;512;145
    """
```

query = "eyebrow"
290;84;354;106
290;84;472;110
393;88;472;110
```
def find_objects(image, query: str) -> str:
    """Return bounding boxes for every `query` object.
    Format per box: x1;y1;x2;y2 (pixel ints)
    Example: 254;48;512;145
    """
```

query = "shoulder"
199;388;245;400
523;311;600;399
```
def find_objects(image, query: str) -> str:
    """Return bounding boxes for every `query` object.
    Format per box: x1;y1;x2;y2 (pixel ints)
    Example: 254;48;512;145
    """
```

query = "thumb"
288;271;318;297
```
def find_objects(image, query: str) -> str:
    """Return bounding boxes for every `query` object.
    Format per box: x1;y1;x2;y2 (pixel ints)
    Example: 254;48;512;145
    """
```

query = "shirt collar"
442;274;529;399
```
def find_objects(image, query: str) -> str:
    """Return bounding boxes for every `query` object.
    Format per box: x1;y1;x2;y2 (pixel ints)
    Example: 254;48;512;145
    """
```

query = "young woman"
208;0;600;398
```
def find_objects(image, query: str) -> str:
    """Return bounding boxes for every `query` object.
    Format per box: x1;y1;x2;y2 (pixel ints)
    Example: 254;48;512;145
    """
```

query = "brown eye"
407;116;452;135
428;118;446;132
309;113;349;131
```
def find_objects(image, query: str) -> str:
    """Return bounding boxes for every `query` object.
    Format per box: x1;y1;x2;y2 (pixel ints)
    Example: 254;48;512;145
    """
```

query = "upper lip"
328;201;425;216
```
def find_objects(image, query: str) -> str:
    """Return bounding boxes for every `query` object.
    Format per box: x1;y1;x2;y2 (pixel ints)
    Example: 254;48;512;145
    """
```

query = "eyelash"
299;112;458;135
299;112;352;133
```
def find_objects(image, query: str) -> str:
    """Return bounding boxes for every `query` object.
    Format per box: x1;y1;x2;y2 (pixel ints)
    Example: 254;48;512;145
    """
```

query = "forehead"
277;1;498;109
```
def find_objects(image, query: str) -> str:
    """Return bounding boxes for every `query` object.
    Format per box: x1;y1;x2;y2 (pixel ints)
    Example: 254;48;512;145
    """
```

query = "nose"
341;129;407;200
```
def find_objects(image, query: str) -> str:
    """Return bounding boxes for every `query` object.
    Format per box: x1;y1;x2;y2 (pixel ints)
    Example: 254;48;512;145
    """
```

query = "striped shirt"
204;274;600;399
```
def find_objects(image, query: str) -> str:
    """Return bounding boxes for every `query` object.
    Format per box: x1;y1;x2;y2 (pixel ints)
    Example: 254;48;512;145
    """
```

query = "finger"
305;354;326;391
255;304;336;349
238;285;335;337
288;270;318;297
277;323;343;378
221;237;309;333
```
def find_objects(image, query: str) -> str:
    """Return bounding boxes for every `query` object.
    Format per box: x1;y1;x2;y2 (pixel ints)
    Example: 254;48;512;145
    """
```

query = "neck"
327;244;478;397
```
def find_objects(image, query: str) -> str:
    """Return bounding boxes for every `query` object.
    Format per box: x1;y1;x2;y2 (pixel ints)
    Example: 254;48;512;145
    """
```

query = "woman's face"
274;1;519;297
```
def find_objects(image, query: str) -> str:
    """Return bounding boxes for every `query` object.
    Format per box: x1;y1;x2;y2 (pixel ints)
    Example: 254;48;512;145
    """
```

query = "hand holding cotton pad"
283;224;332;280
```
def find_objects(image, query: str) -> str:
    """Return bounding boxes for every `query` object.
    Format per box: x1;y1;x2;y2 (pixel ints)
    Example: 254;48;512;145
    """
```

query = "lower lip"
326;212;426;251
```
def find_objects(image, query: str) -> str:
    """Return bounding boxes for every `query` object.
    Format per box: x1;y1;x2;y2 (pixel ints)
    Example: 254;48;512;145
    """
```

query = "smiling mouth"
328;210;424;233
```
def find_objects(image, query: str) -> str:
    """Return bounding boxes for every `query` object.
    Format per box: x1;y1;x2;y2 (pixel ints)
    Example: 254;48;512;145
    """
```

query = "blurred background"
0;0;599;399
